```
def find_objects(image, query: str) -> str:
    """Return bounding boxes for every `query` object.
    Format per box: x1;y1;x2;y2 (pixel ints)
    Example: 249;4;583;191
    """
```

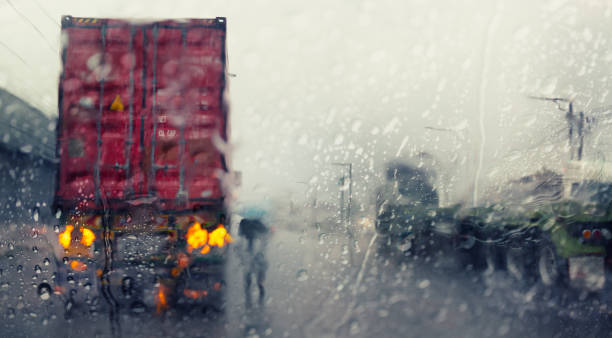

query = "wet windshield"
2;1;612;337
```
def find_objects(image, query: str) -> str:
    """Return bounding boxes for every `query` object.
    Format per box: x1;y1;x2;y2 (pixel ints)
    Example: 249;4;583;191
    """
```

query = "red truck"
52;16;231;315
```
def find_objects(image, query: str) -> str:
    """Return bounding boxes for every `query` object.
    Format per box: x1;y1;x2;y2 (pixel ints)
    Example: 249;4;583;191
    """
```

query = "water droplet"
498;323;510;336
418;279;430;289
38;283;52;300
8;243;14;250
16;265;23;273
32;246;39;253
84;282;91;291
64;299;74;314
53;225;60;233
20;144;33;153
43;258;50;266
296;269;309;282
6;308;15;319
130;301;146;314
349;320;360;335
63;257;69;265
33;210;39;222
121;277;134;297
34;265;42;274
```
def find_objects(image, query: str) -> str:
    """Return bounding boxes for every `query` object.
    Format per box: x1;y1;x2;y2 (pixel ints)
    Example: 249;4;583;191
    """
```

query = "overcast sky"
1;0;612;207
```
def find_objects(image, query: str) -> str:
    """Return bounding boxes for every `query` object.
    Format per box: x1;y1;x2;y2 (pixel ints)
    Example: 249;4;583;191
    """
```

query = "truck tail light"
593;229;602;240
583;229;592;240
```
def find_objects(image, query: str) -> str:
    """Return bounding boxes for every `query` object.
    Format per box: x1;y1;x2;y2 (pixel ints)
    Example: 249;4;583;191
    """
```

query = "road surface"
1;214;612;337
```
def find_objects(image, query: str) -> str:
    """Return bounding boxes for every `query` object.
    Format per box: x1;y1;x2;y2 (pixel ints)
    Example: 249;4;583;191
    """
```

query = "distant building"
0;88;56;224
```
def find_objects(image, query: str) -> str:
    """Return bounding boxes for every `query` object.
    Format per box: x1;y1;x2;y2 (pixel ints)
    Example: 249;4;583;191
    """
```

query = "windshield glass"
1;1;612;337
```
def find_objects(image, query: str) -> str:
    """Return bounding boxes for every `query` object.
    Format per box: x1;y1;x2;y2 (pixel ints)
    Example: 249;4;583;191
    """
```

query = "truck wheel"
538;243;560;286
485;244;505;273
505;246;533;282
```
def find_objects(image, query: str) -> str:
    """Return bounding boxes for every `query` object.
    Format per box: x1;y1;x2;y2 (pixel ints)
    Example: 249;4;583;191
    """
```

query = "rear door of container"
58;18;139;208
57;17;228;211
144;20;227;210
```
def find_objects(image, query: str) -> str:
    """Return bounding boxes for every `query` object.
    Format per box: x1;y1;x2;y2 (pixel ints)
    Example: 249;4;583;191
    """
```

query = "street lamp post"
332;162;352;225
332;162;353;265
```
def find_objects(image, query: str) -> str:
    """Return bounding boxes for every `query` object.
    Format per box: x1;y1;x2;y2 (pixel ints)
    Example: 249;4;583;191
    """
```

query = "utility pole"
332;162;353;265
339;178;345;222
332;163;353;225
529;96;583;161
578;111;584;161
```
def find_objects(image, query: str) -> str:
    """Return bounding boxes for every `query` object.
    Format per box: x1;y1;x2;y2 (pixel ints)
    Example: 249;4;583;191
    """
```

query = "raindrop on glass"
296;269;309;282
121;277;134;297
6;308;15;319
418;279;430;289
130;301;146;314
64;299;74;313
38;283;52;301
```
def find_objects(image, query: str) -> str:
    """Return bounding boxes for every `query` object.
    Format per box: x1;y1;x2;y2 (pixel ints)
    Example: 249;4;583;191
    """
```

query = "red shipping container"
55;16;229;213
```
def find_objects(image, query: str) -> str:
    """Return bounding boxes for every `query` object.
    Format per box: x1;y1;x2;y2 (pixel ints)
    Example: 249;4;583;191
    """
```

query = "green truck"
375;163;612;293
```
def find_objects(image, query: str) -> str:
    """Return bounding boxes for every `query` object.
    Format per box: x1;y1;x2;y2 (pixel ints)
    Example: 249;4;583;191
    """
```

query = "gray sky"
1;0;612;206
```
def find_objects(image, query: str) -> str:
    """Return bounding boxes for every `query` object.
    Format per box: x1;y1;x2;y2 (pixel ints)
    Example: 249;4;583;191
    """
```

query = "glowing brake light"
185;223;232;254
70;260;87;271
583;229;592;240
80;228;95;246
59;225;74;249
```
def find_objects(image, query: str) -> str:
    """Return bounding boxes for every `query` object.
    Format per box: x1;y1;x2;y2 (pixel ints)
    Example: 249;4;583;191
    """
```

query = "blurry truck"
51;16;231;315
375;162;612;295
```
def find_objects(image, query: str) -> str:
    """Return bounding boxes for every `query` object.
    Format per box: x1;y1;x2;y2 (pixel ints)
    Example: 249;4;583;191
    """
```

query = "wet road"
2;217;612;337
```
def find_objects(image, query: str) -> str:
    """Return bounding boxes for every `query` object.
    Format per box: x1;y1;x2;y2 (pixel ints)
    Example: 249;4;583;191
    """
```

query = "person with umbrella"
238;206;271;307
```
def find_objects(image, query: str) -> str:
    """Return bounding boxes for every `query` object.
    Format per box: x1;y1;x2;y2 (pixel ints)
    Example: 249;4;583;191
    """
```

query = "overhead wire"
0;40;30;67
5;0;57;53
30;0;60;28
1;0;59;115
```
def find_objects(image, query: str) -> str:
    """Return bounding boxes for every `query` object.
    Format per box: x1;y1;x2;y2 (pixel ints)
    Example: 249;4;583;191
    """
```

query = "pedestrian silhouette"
239;218;269;307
